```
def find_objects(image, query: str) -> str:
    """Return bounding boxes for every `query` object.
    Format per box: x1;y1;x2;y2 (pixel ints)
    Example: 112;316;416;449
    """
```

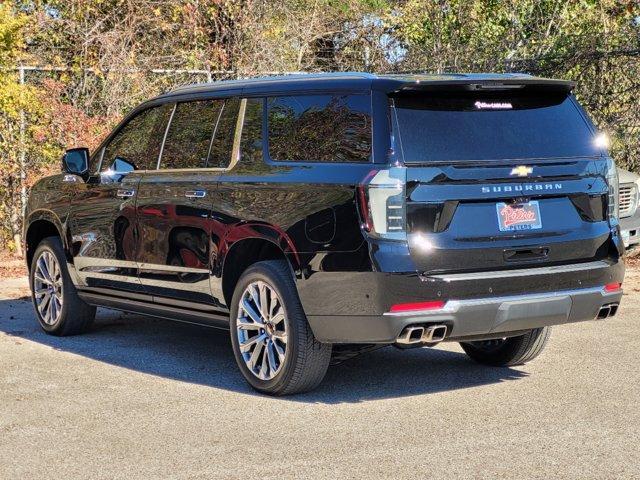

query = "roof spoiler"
392;78;575;94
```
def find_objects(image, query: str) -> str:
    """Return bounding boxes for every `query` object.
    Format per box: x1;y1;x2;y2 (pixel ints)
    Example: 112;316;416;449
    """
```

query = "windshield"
392;92;602;162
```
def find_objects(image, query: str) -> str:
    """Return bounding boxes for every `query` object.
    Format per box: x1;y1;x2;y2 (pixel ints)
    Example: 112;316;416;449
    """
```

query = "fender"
219;221;302;272
24;209;81;283
25;209;67;253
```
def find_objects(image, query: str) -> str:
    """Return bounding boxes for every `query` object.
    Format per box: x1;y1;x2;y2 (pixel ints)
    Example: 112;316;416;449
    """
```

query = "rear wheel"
229;260;332;395
460;327;551;367
30;237;96;336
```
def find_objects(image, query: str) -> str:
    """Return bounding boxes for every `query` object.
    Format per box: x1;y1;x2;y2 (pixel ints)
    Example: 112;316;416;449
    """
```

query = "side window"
267;94;372;163
102;103;173;173
239;98;263;166
208;97;240;169
160;99;224;170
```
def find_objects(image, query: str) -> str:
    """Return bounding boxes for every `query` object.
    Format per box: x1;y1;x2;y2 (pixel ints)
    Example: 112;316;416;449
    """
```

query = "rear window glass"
392;92;600;162
161;100;223;169
267;94;372;163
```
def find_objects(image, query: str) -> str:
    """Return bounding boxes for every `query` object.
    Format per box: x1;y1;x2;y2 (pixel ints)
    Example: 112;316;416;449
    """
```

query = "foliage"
0;3;34;254
1;0;640;255
384;0;640;170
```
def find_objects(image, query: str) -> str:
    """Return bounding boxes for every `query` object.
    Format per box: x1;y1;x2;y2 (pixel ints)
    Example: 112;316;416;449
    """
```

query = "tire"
229;260;332;395
460;327;551;367
29;236;96;336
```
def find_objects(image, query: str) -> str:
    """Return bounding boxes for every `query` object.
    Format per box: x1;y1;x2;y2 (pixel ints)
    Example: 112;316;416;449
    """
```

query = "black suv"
25;73;625;395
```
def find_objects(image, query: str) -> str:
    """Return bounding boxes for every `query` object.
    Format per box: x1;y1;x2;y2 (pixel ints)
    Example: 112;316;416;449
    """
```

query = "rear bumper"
307;284;622;343
300;259;624;343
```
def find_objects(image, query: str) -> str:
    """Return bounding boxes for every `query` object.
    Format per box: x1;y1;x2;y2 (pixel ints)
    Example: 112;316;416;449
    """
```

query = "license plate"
496;201;542;232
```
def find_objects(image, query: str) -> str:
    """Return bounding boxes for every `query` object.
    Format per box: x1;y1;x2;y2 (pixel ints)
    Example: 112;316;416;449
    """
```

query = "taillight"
605;158;619;225
359;167;407;241
604;282;622;292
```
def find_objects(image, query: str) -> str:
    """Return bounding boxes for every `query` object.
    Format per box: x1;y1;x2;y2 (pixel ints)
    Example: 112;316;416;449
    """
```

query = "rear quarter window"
267;94;372;163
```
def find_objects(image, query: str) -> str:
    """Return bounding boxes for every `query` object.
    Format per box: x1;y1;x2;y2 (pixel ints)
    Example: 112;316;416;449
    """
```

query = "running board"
77;291;230;330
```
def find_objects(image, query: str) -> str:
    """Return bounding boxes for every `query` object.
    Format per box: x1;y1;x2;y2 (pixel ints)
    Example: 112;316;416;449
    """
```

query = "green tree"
384;0;640;169
0;3;36;256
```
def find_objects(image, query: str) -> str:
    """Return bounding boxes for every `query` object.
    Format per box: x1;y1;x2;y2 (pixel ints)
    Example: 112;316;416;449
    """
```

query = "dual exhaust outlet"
396;324;447;345
396;302;619;344
596;303;619;320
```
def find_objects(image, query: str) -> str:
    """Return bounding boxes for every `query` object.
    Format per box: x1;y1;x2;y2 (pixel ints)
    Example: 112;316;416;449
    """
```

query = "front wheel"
229;260;332;395
460;327;551;367
30;236;96;336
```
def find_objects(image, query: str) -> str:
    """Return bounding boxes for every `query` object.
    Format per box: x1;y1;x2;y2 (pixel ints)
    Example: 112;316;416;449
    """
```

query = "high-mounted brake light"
389;300;446;313
604;282;622;292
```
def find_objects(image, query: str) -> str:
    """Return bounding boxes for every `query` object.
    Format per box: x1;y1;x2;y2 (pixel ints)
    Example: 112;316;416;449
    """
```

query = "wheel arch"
25;212;66;268
221;236;298;309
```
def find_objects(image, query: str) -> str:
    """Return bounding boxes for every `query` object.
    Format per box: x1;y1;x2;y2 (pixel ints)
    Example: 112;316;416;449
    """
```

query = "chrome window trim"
156;103;177;170
205;99;227;168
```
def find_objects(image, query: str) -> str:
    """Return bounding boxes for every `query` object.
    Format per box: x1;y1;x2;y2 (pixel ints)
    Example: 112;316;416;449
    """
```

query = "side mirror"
62;148;90;178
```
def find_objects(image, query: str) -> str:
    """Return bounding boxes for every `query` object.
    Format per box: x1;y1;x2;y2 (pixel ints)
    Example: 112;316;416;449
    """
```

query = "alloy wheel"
33;251;64;325
236;280;288;380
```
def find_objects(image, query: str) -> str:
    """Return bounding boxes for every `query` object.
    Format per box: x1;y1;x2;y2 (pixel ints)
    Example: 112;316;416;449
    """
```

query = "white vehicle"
618;168;640;248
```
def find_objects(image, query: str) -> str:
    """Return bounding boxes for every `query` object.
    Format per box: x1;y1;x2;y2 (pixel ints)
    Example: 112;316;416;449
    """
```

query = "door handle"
184;190;207;199
116;189;136;198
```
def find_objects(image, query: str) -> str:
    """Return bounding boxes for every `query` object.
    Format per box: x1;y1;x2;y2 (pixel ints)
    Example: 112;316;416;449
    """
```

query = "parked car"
618;167;640;248
24;73;625;395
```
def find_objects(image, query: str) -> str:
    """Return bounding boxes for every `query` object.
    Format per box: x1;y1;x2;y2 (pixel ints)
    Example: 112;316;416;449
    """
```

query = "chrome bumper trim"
423;260;611;282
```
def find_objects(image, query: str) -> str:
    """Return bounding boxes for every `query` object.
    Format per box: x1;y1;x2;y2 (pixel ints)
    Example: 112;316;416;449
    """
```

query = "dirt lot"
1;262;639;479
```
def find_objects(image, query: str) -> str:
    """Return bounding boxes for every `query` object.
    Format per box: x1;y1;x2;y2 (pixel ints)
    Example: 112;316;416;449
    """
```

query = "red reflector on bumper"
389;300;445;313
604;282;622;292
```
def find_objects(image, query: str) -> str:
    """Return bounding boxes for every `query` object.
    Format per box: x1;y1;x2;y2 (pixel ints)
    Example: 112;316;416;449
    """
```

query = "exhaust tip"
422;325;447;343
397;324;447;345
596;303;619;320
597;306;610;319
396;326;425;345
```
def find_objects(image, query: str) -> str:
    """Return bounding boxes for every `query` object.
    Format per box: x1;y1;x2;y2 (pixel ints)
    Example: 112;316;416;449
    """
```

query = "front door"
136;97;240;311
68;103;173;296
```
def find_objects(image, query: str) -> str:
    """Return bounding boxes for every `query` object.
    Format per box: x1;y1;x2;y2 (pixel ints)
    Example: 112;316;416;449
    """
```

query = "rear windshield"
392;92;601;162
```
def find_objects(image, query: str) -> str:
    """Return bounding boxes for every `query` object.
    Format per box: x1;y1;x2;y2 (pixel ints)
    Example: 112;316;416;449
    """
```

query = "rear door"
135;97;240;310
68;104;172;295
390;87;611;274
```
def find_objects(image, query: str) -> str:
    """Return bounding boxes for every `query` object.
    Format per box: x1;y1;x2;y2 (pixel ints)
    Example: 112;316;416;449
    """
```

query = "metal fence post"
18;65;27;218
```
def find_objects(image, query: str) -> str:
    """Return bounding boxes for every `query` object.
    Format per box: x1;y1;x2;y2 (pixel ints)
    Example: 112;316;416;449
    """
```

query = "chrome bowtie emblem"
510;165;533;177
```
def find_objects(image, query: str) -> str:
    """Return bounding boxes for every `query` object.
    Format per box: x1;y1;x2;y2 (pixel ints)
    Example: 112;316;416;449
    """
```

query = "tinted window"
267;94;372;163
393;92;600;162
102;104;173;172
239;98;263;166
161;100;223;170
208;97;240;168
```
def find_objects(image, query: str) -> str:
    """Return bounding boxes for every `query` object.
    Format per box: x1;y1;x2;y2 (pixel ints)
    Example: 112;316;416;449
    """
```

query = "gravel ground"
1;271;639;479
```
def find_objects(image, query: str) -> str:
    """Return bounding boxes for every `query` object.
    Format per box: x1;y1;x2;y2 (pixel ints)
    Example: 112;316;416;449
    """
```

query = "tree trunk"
10;205;23;258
